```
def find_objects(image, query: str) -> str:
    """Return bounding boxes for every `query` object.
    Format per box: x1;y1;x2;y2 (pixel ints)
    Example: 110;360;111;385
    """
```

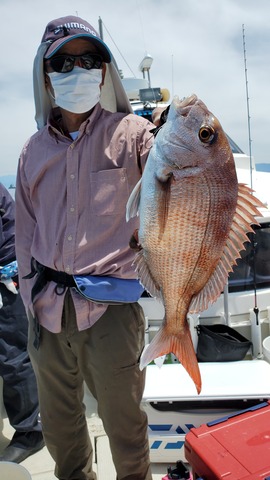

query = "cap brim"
44;33;111;63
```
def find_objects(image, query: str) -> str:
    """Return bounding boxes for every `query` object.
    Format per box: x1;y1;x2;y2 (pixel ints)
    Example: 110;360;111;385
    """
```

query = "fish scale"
152;176;225;293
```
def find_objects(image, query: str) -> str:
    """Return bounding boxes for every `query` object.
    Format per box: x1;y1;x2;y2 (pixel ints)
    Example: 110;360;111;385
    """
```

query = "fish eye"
198;125;215;143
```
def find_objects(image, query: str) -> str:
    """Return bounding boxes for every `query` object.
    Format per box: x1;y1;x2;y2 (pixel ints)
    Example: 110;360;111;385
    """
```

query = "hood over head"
33;15;132;129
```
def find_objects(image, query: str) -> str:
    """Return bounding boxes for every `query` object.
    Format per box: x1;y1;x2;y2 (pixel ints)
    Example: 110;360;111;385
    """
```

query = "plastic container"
143;360;270;463
185;401;270;479
263;336;270;363
0;462;32;479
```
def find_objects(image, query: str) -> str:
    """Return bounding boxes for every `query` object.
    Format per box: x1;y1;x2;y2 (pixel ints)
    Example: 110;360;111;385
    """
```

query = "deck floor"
0;387;170;479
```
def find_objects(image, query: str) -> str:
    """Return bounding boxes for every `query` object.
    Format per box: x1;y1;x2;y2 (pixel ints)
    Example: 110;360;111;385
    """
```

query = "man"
0;183;44;463
15;15;155;480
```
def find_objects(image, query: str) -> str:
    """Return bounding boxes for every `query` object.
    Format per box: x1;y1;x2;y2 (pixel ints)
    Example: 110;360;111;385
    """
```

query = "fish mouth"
178;94;198;108
170;94;199;120
175;94;210;121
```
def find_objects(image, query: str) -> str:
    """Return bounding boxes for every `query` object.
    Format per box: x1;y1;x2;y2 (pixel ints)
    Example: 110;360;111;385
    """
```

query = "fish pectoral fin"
140;324;202;394
190;183;265;313
126;178;142;221
156;172;172;238
133;250;162;299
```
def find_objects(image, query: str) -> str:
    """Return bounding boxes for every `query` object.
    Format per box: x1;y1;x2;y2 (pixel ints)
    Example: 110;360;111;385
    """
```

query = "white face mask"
47;67;102;114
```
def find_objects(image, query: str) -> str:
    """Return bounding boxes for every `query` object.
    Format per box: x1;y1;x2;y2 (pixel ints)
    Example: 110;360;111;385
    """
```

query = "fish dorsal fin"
126;178;142;221
132;249;162;299
189;184;265;313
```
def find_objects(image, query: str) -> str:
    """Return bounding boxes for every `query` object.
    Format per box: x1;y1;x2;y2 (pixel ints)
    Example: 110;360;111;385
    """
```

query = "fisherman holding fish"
15;14;156;480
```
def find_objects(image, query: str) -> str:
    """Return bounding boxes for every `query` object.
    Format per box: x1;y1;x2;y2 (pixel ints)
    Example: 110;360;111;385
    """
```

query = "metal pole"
147;69;151;88
223;283;229;325
98;17;104;40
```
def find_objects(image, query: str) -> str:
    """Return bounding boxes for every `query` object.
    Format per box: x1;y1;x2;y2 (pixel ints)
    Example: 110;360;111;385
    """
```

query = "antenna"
242;24;253;189
171;54;174;98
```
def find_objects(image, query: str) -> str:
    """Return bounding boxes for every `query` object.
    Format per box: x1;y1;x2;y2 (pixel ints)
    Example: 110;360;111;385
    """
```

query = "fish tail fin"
140;324;202;394
177;325;202;394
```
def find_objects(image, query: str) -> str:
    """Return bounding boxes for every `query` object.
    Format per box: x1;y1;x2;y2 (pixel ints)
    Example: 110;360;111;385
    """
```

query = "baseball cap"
42;15;112;62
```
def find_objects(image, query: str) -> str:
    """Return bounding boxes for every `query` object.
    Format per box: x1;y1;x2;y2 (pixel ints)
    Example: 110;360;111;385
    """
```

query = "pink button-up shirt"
15;103;154;332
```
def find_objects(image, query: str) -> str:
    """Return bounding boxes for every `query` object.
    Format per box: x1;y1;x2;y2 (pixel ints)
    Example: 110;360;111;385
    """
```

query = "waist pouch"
24;259;144;305
73;275;144;304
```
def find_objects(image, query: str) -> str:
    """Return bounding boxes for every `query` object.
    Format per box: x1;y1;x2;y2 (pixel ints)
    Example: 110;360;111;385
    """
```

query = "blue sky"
0;0;269;175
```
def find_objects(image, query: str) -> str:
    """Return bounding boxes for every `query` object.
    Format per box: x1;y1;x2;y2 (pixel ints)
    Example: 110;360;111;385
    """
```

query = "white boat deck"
0;384;170;480
2;358;270;479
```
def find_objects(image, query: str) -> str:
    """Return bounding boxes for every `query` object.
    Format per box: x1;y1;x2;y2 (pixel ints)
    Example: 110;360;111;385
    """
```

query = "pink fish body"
126;95;265;394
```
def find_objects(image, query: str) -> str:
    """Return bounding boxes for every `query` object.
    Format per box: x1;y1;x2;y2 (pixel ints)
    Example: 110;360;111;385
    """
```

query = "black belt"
45;267;75;287
23;258;75;303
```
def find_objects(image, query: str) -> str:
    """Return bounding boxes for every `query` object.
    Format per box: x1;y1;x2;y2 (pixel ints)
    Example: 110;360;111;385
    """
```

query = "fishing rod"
242;24;253;190
242;26;263;357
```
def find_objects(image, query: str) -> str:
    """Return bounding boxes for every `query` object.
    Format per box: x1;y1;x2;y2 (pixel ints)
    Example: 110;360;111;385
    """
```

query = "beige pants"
28;290;152;480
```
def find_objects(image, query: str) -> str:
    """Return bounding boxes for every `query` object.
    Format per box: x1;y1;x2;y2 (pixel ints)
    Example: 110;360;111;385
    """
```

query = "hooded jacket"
15;36;154;333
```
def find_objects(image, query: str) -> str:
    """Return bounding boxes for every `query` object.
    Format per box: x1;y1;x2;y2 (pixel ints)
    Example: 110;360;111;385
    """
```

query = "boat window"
226;135;244;154
228;221;270;292
139;88;162;103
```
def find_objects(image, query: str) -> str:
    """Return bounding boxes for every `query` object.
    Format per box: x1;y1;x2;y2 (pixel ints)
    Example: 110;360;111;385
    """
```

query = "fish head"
158;94;235;179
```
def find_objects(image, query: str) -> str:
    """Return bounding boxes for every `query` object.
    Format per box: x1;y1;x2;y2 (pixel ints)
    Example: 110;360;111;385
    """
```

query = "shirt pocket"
90;168;129;216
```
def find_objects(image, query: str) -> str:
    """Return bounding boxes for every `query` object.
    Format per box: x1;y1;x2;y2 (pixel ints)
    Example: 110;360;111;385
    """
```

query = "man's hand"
152;105;170;127
151;107;167;126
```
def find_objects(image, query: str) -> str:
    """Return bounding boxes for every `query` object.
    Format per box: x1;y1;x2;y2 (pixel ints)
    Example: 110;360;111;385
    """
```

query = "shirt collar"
47;103;103;139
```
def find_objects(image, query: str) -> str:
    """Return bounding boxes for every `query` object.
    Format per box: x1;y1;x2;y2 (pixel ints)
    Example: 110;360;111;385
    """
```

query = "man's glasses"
45;53;104;73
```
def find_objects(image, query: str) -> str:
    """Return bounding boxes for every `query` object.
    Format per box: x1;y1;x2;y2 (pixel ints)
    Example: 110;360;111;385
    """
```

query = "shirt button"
70;174;75;180
65;266;70;273
70;207;75;212
67;235;73;241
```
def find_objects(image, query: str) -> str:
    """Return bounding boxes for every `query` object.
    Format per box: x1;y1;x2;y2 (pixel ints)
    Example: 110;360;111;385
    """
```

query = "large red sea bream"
126;94;264;394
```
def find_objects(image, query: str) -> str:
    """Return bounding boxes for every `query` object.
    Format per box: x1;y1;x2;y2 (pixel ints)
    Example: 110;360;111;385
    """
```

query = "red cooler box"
185;401;270;479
